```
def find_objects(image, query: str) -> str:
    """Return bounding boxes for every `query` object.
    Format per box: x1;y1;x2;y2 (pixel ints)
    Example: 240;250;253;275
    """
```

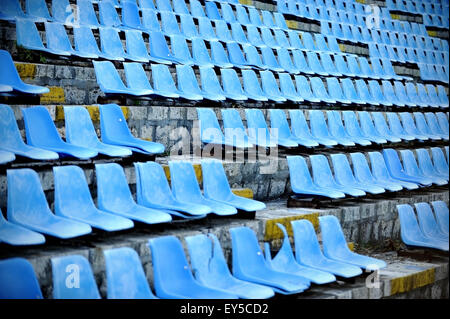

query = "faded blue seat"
310;77;336;104
310;154;366;197
399;112;429;141
289;110;331;147
431;201;449;236
151;63;183;99
135;161;210;217
394;81;416;107
246;25;265;48
26;0;53;21
93;61;153;96
121;1;146;30
0;50;49;95
53;165;134;231
371;151;420;190
226;42;250;69
169;161;237;216
76;0;100;28
309;110;341;146
210;41;233;68
192;38;215;68
294;75;320;103
221;68;248;101
274;30;293;49
205;1;222;20
327;110;369;146
287;31;305;50
0;208;45;246
215;20;234;42
170;34;194;65
320;215;387;270
230;226;310;294
351;152;403;192
291;219;363;278
278;73;304;103
22;106;98;159
415;203;448;241
326;78;351;104
176;64;204;100
425;112;449;140
381;149;428;187
161;11;181;36
197;108;228;146
386;112;415;141
292;51;314;75
287;155;345;199
100;103;164;154
306;52;328;76
431;147;449;179
341;79;366;104
190;0;206;18
231;22;249;44
7;168;92;239
1;0;45;22
371;112;402;142
355;111;388;144
264;223;336;284
414;112;442;140
331;153;385;194
276;48;300;74
243;44;267;69
221;108;254;148
149;236;238;299
98;0;122;28
199;67;227;101
320;53;342;77
125;30;158;63
173;0;189;14
260;71;287;103
186;233;275;299
141;8;160;32
51;255;100;299
74;26;118;61
270;109;317;147
148;30;182;64
0;104;58;160
202;159;266;211
180;14;199;38
156;0;173;12
400;149;438;186
416;149;448;185
348;56;367;79
64;106;132;157
381;81;405;107
104;247;158;299
99;27;136;61
0;258;43;299
241;69;268;102
249;7;263;26
52;0;74;24
436;85;449;108
261;46;283;72
122;62;158;98
397;204;448;251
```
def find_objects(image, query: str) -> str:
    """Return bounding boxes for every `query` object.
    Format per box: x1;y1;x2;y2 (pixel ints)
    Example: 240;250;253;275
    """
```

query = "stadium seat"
100;103;163;154
22;106;98;159
161;11;181;36
192;38;215;68
416;149;448;183
249;7;263;26
220;108;255;148
394;81;417;107
294;75;321;103
247;25;266;47
320;215;387;270
95;163;172;224
328;110;368;145
220;68;248;101
201;159;266;211
190;0;206;18
399;112;429;141
278;73;304;103
51;255;100;299
53;165;134;231
326;78;351;104
309;110;341;146
0;105;58;160
125;30;157;63
306;52;328;76
176;64;204;100
104;247;158;299
7;168;92;238
186;233;275;299
430;147;449;178
229;226;310;294
261;46;284;72
386;112;415;141
197;108;230;146
0;150;15;164
260;71;288;103
180;14;199;38
330;153;385;194
151;63;183;99
270;109;317;147
210;41;234;68
277;49;300;74
289;110;334;147
243;44;269;69
76;0;100;28
99;27;136;61
148;31;182;64
414;112;442;140
52;0;73;24
400;149;439;186
241;69;269;101
74;26;117;60
436;86;449;108
98;0;122;28
292;51;314;75
382;81;405;107
142;8;161;32
264;223;336;284
198;67;227;101
431;201;449;236
405;83;428;108
382;149;429;187
415;203;449;241
231;22;249;44
173;0;189;14
120;62;158;98
1;0;45;22
64;106;132;157
25;0;52;21
149;236;238;299
371;112;403;142
169;161;237;216
227;42;251;69
397;204;448;251
0;50;49;94
310;77;336;104
287;155;345;199
0;258;43;299
205;1;222;20
274;30;293;49
355;111;388;144
425;112;449;140
291;219;363;278
320;53;342;77
0;207;45;245
122;1;145;30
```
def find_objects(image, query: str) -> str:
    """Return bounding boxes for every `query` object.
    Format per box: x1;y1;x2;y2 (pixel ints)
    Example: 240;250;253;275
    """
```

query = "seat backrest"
99;27;126;58
196;107;224;143
99;104;134;142
199;66;225;96
0;104;28;149
176;64;202;96
330;153;357;185
169;161;203;202
221;68;245;96
121;1;142;29
98;0;121;27
151;63;178;93
351;152;376;183
64;106;101;148
319;215;351;258
291;219;325;265
125;30;150;60
124;62;153;91
26;0;52;20
286;155;316;190
22;106;65;146
269;109;292;139
141;8;160;31
0;258;43;299
77;0;99;27
201;159;233;200
15;19;45;51
180;14;198;37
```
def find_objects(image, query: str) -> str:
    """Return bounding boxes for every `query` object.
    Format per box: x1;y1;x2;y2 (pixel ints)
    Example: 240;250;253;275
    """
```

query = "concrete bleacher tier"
0;0;448;300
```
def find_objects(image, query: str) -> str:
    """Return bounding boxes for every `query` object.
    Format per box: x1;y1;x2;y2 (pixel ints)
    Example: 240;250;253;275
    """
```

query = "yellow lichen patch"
347;242;355;251
390;268;435;295
193;164;203;184
40;87;65;104
141;138;153;141
163;165;171;182
239;0;253;5
390;14;400;20
232;188;254;199
286;20;299;30
55;105;65;121
339;44;346;52
85;105;100;122
264;212;320;241
15;63;36;79
121;106;129;120
427;30;437;37
355;0;365;3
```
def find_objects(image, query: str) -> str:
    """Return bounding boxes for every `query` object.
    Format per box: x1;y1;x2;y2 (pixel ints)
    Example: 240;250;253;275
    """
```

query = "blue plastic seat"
169;35;194;65
192;38;215;68
264;223;336;284
169;161;237;216
381;81;405;107
230;226;310;294
328;110;369;146
405;83;428;108
52;0;73;24
54;165;134;231
125;29;158;63
287;31;305;50
399;112;429;141
0;104;58;160
245;25;265;48
425;112;449;140
400;149;439;186
156;0;173;12
231;22;249;44
242;44;267;69
310;77;336;104
205;1;222;20
320;215;387;270
261;47;283;72
99;27;138;62
431;147;449;178
326;78;351;104
175;64;204;100
7;168;92;238
354;111;388;144
173;0;189;14
270;109;316;147
226;42;250;69
186;233;274;299
93;61;152;96
260;71;287;103
276;48;300;74
22;106;98;159
397;204;448;251
149;236;238;299
221;108;254;148
26;0;53;21
151;63;183;99
274;30;292;49
179;15;198;38
278;73;304;103
64;106;131;157
99;103;164;154
386;112;415;141
309;110;343;146
122;1;145;30
190;0;206;18
198;67;226;101
0;50;49;94
414;112;442;140
241;69;268;102
148;30;182;64
291;51;314;75
104;247;157;299
197;108;228;146
248;7;263;26
202;159;266;211
287;155;345;198
98;0;122;28
0;208;45;246
215;20;233;42
371;112;403;142
381;149;428;187
289;109;332;147
76;0;100;28
220;68;248;101
135;161;210;217
0;258;43;299
436;86;449;108
1;0;45;21
341;78;365;105
347;56;367;79
320;53;342;77
294;75;321;103
311;154;366;197
415;203;448;242
416;149;448;184
431;201;449;236
306;52;328;76
161;11;181;36
45;21;95;58
51;255;100;299
292;219;363;278
210;41;233;68
74;26;116;60
394;81;417;107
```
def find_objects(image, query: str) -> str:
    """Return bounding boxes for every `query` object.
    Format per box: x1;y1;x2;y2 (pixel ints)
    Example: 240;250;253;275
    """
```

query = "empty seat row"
287;147;448;199
369;43;449;66
0;104;164;162
0;216;386;298
0;159;265;245
397;201;449;251
423;13;449;29
198;107;449;149
387;0;449;17
418;63;450;83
